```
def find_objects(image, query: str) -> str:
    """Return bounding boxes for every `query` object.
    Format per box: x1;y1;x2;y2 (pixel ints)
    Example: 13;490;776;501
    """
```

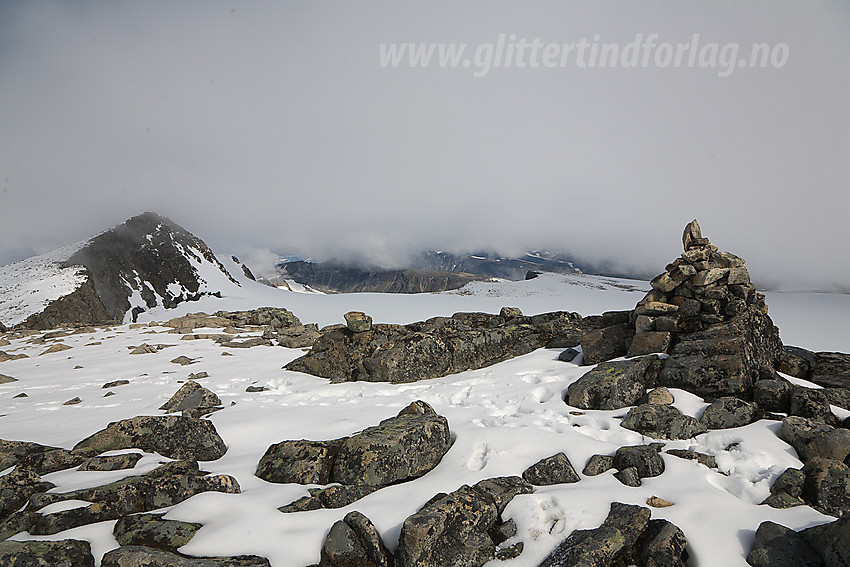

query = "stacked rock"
629;220;767;356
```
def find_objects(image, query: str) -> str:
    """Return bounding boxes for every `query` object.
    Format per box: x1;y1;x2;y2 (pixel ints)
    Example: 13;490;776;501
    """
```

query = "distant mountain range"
269;251;583;294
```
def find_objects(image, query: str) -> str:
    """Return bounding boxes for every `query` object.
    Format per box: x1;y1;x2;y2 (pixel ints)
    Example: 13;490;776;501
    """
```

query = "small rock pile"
629;219;766;357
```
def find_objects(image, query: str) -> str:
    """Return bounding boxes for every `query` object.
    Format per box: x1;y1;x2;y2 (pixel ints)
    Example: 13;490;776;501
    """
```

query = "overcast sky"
0;1;848;290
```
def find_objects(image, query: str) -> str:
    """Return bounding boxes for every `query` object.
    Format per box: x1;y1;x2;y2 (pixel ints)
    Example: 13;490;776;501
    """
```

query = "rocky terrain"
0;219;848;566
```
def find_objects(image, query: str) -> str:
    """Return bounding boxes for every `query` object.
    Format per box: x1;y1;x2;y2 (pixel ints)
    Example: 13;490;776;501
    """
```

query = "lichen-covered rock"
279;485;380;513
614;445;665;479
627;331;672;357
800;457;850;517
395;485;499;567
256;439;345;485
579;323;633;366
0;466;55;521
620;404;707;440
811;352;850;389
286;311;580;384
538;502;651;567
521;453;580;485
344;311;373;333
789;387;836;423
566;356;661;410
100;546;271;566
778;346;817;380
747;521;823;567
331;401;451;486
28;461;240;535
779;416;836;462
79;453;142;471
214;308;301;330
666;449;717;469
73;415;228;461
113;512;202;552
582;454;614;476
630;519;689;566
0;539;95;566
753;379;792;413
319;511;393;567
699;396;760;429
800;516;850;567
159;381;222;417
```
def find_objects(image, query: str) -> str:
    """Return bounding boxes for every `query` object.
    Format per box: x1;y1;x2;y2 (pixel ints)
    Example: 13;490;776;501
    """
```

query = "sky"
0;1;848;291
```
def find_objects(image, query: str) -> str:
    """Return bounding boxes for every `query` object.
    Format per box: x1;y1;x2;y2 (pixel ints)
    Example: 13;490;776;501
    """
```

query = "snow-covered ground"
0;267;847;566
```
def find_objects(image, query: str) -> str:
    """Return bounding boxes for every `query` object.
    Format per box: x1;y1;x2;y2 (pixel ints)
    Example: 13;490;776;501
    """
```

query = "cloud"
0;1;848;291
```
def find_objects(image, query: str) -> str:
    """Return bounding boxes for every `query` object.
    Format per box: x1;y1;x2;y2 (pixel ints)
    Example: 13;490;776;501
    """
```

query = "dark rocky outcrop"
747;521;824;567
20;270;114;330
0;539;95;566
699;396;760;429
286;311;583;384
159;381;223;418
74;415;228;461
101;546;271;566
539;502;689;567
261;402;451;512
113;512;203;552
800;516;850;566
521;453;580;485
25;460;240;535
620;404;707;440
316;511;393;567
395;477;532;567
566;356;661;410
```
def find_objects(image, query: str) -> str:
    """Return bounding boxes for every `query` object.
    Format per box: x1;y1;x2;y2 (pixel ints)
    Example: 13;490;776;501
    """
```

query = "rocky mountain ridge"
0;212;253;329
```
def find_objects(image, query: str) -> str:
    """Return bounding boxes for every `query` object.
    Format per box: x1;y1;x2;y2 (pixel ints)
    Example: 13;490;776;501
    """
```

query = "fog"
0;1;848;291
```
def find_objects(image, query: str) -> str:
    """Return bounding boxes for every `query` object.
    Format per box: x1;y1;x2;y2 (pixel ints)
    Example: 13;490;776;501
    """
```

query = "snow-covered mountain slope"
0;241;90;327
0;213;249;329
0;275;846;566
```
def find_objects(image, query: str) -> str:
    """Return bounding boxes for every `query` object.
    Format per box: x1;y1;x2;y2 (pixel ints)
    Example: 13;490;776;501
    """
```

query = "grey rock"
614;445;665;478
331;401;451;486
699;396;759;429
395;485;498;567
627;331;672;357
582;454;614;476
73;415;228;461
778;346;817;380
779;416;837;462
344;311;373;333
790;387;836;423
801;457;850;517
614;466;642;487
558;348;580;363
319;511;392;567
79;452;142;471
0;539;95;566
113;512;202;552
0;466;55;520
666;449;717;469
470;477;533;514
823;388;850;411
0;374;17;384
747;521;823;567
160;381;222;416
566;356;661;410
811;352;850;389
631;519;690;567
640;386;675;406
521;453;580;485
620;404;707;440
500;307;523;318
753;379;792;413
538;502;651;567
800;516;850;567
101;546;271;566
256;439;345;485
103;379;131;388
682;219;702;250
579;323;633;365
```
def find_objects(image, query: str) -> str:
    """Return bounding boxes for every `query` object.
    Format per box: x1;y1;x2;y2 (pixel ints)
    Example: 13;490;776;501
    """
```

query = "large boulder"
26;461;240;535
286;311;582;383
0;539;95;566
101;546;271;566
747;521;823;567
811;352;850;389
332;401;451;486
318;511;393;567
779;416;836;462
0;466;55;520
800;457;850;517
613;445;665;479
699;396;760;429
620;404;707;440
255;439;345;485
159;381;222;418
73;415;228;461
566;356;661;410
579;323;633;366
656;309;782;399
113;513;202;552
800;516;850;567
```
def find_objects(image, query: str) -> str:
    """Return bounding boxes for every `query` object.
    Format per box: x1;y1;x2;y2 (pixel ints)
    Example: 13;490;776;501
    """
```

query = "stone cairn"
628;219;767;357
